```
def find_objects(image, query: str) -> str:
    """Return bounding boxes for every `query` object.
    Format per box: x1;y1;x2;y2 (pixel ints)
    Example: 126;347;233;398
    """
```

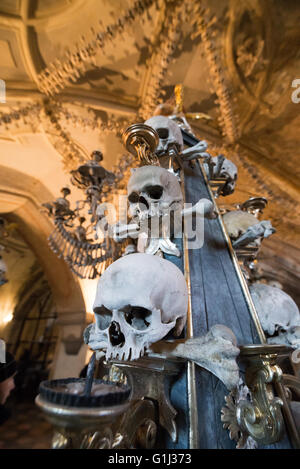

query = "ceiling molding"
5;82;138;115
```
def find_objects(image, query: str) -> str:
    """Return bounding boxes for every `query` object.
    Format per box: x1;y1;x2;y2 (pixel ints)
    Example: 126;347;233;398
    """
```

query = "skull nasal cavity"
157;128;169;139
109;321;125;346
138;196;149;209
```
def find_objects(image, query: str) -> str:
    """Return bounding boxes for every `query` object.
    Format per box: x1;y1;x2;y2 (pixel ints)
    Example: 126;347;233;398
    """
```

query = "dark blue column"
163;130;291;448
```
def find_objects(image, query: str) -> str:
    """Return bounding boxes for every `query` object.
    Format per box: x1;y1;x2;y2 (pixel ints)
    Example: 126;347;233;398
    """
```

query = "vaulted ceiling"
0;0;299;306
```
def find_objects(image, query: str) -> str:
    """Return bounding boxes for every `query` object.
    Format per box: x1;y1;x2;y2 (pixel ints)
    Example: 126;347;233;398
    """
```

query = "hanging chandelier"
42;150;127;279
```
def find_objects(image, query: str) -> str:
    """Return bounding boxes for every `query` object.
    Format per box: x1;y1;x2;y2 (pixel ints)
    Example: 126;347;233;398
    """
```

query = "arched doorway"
0;166;87;385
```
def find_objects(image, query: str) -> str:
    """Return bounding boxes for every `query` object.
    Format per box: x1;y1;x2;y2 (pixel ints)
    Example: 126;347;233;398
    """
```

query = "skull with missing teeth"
249;283;300;344
144;115;184;157
128;165;183;223
90;253;188;361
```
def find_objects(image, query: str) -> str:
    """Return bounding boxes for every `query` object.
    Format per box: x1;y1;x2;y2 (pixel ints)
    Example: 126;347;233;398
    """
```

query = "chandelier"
42;150;127;279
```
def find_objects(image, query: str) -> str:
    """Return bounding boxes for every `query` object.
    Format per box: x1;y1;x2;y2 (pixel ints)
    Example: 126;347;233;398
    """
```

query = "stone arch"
0;165;87;378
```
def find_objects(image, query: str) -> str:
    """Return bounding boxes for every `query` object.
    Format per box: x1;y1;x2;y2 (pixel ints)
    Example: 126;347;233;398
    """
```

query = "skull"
145;115;184;156
213;157;237;196
127;166;183;223
222;210;259;240
90;253;188;361
267;326;300;349
249;283;300;336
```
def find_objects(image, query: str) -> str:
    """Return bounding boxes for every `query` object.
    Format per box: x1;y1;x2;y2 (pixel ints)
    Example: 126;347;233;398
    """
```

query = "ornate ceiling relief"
0;0;298;298
36;0;157;97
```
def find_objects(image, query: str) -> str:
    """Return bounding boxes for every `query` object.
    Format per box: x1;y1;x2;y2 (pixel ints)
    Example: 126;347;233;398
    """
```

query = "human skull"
145;115;184;156
212;157;237;196
222;210;259;239
127;166;183;223
249;283;300;336
90;253;188;361
267;326;300;349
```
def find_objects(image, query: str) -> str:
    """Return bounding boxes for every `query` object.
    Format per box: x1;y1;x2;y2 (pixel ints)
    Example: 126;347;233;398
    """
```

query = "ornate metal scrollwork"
107;355;184;444
236;345;288;446
122;123;159;165
36;394;129;449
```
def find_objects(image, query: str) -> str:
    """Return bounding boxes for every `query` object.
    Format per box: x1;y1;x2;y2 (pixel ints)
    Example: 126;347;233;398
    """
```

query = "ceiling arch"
0;164;85;315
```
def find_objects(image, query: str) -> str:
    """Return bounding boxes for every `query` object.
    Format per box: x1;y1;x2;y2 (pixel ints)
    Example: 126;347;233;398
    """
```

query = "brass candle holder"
122;123;159;165
35;378;130;449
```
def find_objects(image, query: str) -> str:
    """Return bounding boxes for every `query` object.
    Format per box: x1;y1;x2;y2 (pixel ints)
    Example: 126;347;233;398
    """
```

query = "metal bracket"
236;344;288;446
106;355;184;443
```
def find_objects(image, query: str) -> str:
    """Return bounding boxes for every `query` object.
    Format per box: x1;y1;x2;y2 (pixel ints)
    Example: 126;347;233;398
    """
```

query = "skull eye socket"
157;128;169;139
124;306;151;330
128;192;139;203
145;185;163;200
94;305;112;330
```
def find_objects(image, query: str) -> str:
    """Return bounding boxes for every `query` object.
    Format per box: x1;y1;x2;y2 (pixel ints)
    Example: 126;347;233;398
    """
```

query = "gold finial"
174;84;184;114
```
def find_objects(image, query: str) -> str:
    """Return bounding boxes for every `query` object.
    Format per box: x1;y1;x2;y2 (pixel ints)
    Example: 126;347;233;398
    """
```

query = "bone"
232;220;276;248
223;210;259;240
181;140;210;161
150;325;240;390
181;198;218;220
267;326;300;349
112;221;140;242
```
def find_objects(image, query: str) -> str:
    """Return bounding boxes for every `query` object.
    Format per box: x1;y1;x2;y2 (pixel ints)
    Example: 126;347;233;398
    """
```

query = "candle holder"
122;124;159;165
35;378;130;449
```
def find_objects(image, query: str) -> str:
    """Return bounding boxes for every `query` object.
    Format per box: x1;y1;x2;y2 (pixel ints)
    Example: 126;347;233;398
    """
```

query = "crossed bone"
85;324;240;391
104;198;218;246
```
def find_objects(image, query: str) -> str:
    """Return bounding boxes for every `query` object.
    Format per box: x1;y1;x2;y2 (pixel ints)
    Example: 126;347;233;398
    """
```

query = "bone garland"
41;100;87;170
190;4;240;143
85;253;188;361
58;104;130;140
0;100;133;179
48;220;118;279
150;325;240;391
36;0;156;96
138;1;192;120
0;103;42;130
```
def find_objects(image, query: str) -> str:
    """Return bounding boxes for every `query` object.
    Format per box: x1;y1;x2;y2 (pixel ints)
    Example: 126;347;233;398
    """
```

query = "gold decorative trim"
236;345;288;445
180;168;198;449
198;159;266;343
